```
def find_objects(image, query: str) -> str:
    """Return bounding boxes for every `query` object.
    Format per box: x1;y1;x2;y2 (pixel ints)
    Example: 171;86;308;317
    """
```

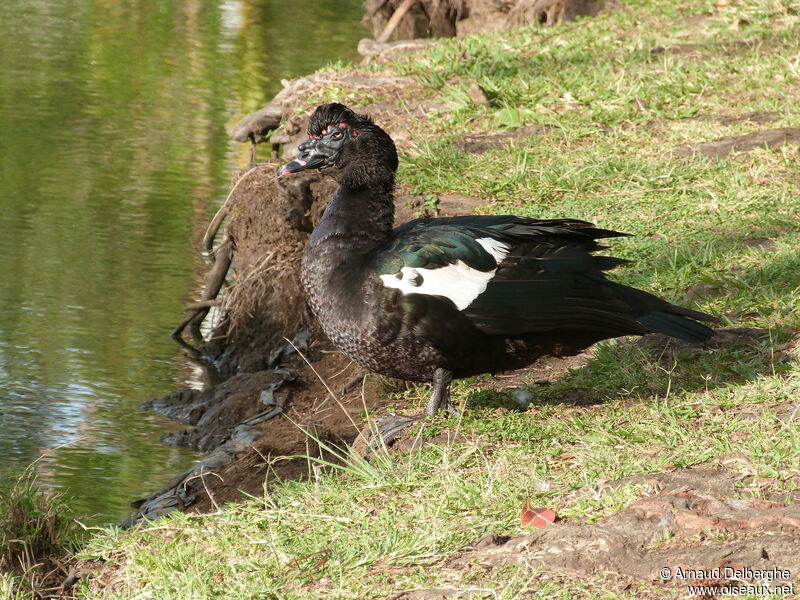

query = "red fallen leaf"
521;502;557;528
553;453;575;461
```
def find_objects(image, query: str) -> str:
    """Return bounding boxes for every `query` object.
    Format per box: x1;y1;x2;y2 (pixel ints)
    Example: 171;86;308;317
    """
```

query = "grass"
39;0;800;597
0;467;79;599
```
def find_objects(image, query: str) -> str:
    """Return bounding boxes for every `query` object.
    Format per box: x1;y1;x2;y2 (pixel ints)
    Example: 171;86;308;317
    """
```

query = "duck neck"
307;176;395;254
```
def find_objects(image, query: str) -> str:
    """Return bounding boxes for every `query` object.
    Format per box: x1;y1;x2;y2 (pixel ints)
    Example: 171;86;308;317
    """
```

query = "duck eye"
331;131;344;140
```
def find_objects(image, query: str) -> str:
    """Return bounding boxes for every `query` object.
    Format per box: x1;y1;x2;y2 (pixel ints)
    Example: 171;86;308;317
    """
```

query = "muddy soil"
456;124;550;154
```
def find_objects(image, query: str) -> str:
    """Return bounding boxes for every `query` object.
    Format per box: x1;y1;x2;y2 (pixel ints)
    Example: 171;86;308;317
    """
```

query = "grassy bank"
17;0;800;598
1;468;79;599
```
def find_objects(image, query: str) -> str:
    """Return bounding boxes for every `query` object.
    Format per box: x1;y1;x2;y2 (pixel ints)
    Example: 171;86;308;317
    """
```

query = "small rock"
467;82;491;105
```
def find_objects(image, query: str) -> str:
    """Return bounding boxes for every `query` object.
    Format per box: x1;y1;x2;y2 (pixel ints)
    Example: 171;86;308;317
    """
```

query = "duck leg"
360;368;457;452
425;368;456;416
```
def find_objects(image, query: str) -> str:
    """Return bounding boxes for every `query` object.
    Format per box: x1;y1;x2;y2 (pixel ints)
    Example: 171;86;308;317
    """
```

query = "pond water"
0;0;364;524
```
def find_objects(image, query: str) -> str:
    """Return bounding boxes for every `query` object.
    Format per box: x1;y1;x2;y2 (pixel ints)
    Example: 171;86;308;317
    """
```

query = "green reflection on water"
0;0;363;523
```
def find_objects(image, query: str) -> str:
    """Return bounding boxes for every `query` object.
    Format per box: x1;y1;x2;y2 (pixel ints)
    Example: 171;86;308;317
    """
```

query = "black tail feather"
635;311;716;343
593;256;632;271
666;303;722;324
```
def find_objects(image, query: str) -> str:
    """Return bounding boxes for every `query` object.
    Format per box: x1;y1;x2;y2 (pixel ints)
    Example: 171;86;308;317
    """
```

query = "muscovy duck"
278;103;718;433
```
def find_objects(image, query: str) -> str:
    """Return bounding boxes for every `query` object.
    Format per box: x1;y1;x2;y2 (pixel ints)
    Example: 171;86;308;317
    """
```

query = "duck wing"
373;215;716;342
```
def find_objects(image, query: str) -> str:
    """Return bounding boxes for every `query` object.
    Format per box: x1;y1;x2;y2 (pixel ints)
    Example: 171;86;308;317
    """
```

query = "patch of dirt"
396;193;489;217
607;466;743;497
143;370;297;452
741;237;777;251
201;168;335;377
390;589;489;600
634;111;782;134
775;337;800;361
455;124;549;154
177;347;387;515
504;0;606;30
490;349;595;389
673;128;800;159
130;341;387;523
683;280;726;301
398;466;800;597
229;69;444;171
687;111;782;126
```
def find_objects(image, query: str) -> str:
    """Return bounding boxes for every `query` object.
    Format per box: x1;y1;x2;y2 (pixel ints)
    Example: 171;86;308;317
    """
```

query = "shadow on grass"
614;220;800;310
466;325;796;413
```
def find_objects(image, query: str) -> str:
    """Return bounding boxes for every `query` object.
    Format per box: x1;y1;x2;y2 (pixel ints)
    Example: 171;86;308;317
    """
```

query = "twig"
288;548;330;568
183;299;220;311
377;0;417;43
171;240;233;340
338;373;365;397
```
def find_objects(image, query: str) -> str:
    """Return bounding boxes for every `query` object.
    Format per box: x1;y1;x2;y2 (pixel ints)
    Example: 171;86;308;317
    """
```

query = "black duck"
278;103;718;441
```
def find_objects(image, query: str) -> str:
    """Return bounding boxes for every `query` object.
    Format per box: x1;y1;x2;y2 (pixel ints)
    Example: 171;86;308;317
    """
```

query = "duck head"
278;103;398;186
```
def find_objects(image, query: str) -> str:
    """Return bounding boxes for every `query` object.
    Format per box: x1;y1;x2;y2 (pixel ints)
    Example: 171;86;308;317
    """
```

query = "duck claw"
368;412;424;449
445;402;462;417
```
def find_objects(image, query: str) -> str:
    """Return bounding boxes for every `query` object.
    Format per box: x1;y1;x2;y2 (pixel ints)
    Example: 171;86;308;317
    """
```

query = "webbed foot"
353;368;457;454
366;412;425;449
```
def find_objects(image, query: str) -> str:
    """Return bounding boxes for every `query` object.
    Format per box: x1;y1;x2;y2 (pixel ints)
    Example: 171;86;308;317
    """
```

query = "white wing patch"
379;237;510;310
476;237;510;263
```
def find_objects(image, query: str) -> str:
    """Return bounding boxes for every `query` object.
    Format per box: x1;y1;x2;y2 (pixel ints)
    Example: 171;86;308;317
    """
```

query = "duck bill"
277;158;315;176
277;139;331;176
